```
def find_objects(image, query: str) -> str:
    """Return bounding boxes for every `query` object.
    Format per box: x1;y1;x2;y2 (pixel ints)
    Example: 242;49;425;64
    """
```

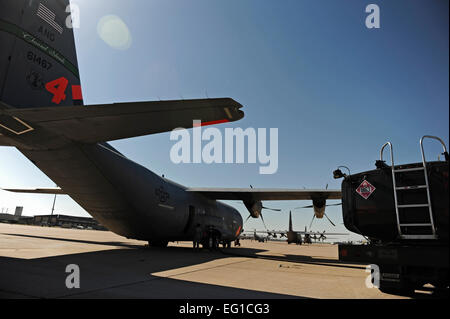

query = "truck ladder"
380;136;448;240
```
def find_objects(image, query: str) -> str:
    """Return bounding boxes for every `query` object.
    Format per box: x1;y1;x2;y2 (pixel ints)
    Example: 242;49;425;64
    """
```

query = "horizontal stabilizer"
0;98;244;143
187;188;342;201
2;188;66;195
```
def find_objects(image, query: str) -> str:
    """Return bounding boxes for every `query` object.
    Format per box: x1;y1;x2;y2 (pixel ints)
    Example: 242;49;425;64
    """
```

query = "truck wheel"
379;285;415;297
208;237;214;251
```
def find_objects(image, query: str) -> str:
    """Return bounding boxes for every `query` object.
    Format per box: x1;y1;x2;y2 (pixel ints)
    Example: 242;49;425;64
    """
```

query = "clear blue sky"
1;0;448;241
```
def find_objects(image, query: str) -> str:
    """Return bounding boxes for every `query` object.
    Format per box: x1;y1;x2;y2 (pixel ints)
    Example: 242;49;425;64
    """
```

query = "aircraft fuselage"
18;139;243;244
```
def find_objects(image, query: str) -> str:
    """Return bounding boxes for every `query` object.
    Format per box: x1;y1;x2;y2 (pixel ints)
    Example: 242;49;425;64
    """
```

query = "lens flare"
97;15;132;50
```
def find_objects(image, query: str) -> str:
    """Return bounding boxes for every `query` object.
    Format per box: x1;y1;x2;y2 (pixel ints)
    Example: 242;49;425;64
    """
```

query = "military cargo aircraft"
0;0;342;248
240;230;269;243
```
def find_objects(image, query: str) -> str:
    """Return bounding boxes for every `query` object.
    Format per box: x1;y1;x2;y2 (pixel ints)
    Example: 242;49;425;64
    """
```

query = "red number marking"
72;85;83;100
45;77;68;104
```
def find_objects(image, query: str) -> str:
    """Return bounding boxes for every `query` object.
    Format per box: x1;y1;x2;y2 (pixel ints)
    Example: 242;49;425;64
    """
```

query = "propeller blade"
294;203;341;210
294;205;314;209
262;206;282;212
324;213;336;227
260;212;268;230
244;214;252;224
327;203;342;207
309;214;316;230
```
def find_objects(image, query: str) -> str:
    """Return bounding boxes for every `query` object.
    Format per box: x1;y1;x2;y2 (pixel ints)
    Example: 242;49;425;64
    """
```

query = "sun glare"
97;15;132;50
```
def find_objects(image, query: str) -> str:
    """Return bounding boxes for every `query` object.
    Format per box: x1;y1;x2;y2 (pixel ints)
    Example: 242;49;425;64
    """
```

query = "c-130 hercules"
0;0;342;248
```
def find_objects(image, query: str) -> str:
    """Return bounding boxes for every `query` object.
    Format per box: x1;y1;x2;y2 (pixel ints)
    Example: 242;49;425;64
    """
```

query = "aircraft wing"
4;187;342;201
187;188;342;201
2;188;66;195
0;98;243;143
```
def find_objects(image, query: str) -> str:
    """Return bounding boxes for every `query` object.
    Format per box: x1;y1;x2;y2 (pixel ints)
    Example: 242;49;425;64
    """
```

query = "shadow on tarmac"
221;245;449;300
222;245;366;270
2;233;445;299
0;233;303;299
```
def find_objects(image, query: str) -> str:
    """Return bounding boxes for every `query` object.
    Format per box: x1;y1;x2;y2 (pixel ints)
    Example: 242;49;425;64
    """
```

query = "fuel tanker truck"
335;135;448;296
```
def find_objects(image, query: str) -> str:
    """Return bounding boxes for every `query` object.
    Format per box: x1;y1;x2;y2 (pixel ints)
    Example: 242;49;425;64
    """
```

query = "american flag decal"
37;3;63;34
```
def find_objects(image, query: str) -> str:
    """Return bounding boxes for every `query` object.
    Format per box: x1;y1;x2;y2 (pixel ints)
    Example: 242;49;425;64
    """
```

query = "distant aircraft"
241;230;268;243
255;212;348;245
0;0;341;248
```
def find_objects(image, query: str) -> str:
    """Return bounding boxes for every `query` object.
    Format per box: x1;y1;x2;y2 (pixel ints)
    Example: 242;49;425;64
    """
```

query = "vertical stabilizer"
0;0;83;108
289;211;293;232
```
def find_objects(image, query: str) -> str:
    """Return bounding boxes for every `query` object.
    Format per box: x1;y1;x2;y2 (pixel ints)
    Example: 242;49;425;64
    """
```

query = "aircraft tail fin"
0;1;244;144
0;0;83;109
289;211;293;232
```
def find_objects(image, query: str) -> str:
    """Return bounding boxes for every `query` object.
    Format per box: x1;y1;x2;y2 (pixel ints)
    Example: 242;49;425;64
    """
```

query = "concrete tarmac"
0;224;409;299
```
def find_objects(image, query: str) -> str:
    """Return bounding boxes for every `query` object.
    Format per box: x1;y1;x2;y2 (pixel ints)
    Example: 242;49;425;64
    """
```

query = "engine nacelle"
244;200;262;218
312;198;326;219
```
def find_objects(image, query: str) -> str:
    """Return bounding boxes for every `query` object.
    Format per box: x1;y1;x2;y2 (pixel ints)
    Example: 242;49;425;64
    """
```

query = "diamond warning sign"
356;180;376;199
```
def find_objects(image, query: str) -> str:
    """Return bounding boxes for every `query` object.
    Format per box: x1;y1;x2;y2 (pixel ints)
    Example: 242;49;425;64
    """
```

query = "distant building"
0;210;107;231
14;206;23;217
32;214;107;230
0;206;24;223
0;213;18;223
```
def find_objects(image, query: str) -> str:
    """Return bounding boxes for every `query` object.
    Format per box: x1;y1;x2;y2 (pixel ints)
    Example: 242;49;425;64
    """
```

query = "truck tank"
340;136;449;243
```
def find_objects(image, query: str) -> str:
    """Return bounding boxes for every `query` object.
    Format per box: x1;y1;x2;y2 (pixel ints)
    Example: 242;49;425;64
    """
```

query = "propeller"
236;185;282;231
294;202;342;210
294;195;342;229
324;213;336;227
262;206;282;212
241;208;269;231
299;206;339;229
244;214;252;225
309;214;315;230
259;211;268;230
